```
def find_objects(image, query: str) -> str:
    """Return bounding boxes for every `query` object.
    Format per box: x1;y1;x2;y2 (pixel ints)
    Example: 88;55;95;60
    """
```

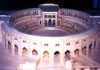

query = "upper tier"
9;3;93;36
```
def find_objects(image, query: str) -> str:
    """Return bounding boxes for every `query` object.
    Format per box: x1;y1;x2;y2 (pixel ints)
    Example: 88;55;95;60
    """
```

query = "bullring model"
0;3;100;69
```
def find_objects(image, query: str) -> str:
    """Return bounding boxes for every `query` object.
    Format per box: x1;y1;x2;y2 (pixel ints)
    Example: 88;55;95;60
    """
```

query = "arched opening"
64;50;73;69
48;19;52;26
89;44;92;55
32;49;38;55
14;44;18;55
43;51;49;58
54;51;60;63
65;50;71;61
22;47;28;57
43;51;49;63
74;49;80;57
8;41;11;52
82;46;87;56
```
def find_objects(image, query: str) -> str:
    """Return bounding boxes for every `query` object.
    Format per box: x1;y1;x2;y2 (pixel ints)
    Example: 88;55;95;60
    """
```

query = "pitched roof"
38;4;59;12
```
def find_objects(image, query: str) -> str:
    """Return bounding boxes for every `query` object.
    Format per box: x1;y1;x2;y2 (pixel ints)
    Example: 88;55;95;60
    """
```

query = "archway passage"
44;19;56;27
74;49;80;57
22;47;28;57
65;50;71;61
82;46;87;56
14;44;18;55
32;49;38;55
48;19;52;26
43;51;49;63
54;51;60;63
88;44;92;55
8;41;11;53
43;51;49;57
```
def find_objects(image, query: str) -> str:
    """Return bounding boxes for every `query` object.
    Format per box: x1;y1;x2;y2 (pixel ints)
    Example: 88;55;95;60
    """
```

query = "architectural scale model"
0;3;100;70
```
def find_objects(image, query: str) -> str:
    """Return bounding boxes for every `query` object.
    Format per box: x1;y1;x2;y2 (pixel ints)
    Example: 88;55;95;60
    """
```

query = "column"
60;51;64;65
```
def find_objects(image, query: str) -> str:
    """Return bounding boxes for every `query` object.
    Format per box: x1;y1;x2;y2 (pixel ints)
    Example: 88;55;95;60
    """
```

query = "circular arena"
1;3;100;69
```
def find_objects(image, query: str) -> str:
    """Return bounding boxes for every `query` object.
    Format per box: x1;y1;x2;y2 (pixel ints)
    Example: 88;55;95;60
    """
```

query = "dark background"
0;0;94;10
0;0;100;15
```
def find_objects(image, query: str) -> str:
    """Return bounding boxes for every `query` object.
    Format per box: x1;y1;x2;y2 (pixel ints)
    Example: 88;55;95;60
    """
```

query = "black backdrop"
0;0;93;10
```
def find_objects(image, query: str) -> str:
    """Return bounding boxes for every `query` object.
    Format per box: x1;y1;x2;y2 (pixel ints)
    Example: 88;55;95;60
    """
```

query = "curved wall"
2;21;97;64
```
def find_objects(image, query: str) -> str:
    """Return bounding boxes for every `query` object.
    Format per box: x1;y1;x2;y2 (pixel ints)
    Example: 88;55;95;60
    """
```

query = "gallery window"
44;44;48;46
23;40;26;43
44;15;47;18
33;42;37;45
76;41;79;44
53;15;55;18
48;15;52;18
14;38;17;40
66;43;70;46
49;15;52;18
55;44;60;47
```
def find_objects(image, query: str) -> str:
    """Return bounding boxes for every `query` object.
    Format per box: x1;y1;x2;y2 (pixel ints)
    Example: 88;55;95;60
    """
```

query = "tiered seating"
11;15;37;26
14;18;39;32
59;9;92;27
10;8;40;25
57;25;78;34
60;23;85;33
25;25;42;33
